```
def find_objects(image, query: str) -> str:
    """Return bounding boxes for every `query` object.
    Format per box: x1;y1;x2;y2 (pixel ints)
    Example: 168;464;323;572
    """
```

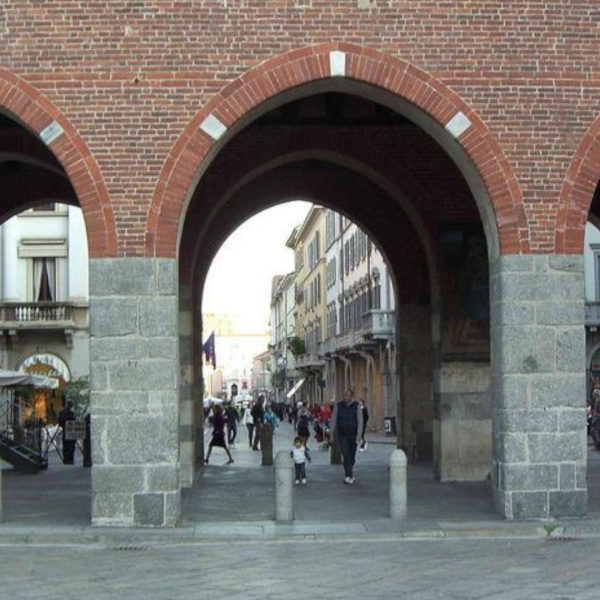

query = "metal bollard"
274;450;293;522
389;449;407;520
261;422;274;466
330;434;341;464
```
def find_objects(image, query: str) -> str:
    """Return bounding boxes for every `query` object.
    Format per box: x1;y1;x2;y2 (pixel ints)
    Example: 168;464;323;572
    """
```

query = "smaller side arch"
556;114;600;254
0;68;117;257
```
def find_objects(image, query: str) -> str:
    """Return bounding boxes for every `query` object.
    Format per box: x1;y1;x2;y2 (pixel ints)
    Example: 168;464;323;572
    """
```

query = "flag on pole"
202;331;216;369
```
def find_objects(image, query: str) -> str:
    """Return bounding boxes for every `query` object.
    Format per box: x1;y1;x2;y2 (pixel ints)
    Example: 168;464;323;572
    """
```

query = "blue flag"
202;331;216;369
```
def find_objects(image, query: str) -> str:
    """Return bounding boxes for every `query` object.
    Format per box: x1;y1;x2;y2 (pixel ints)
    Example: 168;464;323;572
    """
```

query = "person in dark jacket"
251;395;265;451
224;402;239;445
329;389;363;485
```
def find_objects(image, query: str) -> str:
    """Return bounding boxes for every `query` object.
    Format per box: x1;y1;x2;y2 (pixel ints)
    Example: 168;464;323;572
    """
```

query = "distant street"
1;536;598;600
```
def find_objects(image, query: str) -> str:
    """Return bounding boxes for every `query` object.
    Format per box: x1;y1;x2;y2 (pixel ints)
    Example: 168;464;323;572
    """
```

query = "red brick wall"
2;2;599;257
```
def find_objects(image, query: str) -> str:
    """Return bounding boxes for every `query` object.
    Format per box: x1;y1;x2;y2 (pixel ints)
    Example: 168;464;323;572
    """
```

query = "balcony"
586;303;600;327
362;309;395;339
0;302;89;347
294;353;325;369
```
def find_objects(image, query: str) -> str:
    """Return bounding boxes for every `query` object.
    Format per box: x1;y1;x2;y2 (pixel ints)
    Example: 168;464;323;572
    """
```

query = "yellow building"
285;206;327;404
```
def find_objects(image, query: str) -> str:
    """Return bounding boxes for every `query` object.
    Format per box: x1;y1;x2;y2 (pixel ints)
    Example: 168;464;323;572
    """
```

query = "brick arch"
147;43;526;258
556;115;600;254
0;68;117;257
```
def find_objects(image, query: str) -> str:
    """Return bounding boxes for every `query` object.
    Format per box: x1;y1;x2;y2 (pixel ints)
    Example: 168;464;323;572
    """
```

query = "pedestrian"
263;402;280;431
329;389;363;484
57;401;76;465
251;395;265;451
296;402;311;447
290;436;311;485
224;402;239;445
204;404;234;465
359;398;369;451
242;402;255;447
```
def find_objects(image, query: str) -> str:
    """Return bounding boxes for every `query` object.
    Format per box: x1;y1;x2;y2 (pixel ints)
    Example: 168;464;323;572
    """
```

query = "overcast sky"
202;201;312;333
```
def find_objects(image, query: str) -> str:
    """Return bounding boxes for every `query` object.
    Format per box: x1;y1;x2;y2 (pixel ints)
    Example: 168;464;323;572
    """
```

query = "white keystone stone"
40;120;64;145
200;114;227;141
330;51;346;77
445;111;472;139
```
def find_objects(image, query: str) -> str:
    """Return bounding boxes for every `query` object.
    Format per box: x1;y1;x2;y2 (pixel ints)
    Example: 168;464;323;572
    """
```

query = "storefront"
17;353;71;425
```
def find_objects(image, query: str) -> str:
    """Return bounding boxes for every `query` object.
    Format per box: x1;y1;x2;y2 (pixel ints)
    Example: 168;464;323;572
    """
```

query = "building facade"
269;272;297;403
280;208;396;437
0;203;90;392
0;2;597;525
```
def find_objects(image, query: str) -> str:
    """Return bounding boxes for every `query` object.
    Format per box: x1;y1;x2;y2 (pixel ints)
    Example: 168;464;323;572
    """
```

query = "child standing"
290;436;311;485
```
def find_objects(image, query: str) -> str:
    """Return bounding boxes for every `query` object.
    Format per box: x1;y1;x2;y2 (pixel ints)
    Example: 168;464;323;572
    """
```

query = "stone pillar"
275;451;293;521
178;283;195;487
90;258;180;527
491;255;587;519
399;304;434;455
434;361;491;481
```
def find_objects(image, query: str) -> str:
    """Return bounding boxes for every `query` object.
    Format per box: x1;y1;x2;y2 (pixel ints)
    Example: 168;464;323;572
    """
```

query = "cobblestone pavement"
1;536;598;600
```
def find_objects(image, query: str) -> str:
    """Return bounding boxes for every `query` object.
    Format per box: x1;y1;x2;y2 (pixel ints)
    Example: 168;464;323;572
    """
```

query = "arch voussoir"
0;68;116;257
148;43;524;259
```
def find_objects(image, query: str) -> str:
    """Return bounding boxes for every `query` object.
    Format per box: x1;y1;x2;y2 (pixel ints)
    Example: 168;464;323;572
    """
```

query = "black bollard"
261;422;274;466
83;413;92;467
330;434;341;465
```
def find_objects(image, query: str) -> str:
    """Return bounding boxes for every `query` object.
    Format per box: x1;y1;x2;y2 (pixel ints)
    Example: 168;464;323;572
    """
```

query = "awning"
0;368;59;389
286;378;305;399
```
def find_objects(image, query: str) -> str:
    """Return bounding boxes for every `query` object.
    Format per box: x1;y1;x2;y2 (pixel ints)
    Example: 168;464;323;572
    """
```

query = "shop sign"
65;420;86;441
18;353;71;383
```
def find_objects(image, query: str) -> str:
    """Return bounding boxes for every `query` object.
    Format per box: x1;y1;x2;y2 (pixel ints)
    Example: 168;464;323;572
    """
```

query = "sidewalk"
1;421;600;545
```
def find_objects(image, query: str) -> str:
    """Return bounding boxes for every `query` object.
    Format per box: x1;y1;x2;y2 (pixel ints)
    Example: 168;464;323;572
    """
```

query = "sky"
202;201;312;333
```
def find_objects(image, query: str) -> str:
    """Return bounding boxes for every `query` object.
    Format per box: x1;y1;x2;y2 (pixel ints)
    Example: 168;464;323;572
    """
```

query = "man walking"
251;395;265;451
330;389;363;484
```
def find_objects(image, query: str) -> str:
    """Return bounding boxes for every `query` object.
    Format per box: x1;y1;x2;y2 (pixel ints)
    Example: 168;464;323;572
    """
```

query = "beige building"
280;208;398;441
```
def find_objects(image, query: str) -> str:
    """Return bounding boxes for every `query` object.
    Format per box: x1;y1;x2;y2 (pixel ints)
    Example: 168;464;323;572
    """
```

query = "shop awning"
286;378;305;399
0;368;58;389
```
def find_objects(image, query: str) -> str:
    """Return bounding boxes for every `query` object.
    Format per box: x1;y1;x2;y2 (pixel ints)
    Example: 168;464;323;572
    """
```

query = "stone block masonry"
491;255;587;519
90;258;180;527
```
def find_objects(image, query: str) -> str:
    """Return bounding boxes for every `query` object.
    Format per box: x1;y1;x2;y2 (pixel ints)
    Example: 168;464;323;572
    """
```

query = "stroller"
314;418;331;450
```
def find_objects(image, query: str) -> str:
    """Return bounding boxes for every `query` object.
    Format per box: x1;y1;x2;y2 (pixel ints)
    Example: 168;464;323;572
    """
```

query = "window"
33;258;56;302
373;282;381;309
344;241;350;275
295;247;304;271
31;202;56;212
325;211;335;247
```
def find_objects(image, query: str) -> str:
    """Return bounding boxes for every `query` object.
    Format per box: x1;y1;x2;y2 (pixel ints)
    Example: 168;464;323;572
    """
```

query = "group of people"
205;395;282;463
204;389;370;487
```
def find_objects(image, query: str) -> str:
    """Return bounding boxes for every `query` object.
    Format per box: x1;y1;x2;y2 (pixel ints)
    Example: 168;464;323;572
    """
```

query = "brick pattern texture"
1;2;600;257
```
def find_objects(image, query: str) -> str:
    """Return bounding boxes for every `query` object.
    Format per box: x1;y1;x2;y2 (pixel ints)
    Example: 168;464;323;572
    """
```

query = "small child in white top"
290;436;311;485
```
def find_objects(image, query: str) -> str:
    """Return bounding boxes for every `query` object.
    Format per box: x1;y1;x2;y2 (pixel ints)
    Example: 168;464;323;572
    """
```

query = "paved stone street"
1;536;598;600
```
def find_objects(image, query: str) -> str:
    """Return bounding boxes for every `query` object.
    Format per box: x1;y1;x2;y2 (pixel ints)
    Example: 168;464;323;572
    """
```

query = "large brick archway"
146;43;526;258
556;114;600;254
0;68;117;257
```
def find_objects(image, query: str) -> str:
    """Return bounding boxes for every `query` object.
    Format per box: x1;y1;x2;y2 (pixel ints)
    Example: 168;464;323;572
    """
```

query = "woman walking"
205;404;234;465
